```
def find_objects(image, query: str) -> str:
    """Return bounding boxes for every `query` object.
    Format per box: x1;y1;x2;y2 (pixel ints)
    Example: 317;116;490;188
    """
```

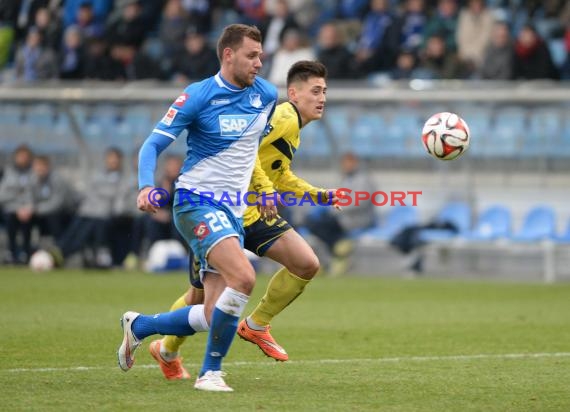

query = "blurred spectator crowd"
0;143;184;268
1;0;570;84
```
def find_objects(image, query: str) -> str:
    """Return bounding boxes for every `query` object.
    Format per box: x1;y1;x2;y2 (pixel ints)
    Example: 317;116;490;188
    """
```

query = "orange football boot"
149;340;191;380
237;319;288;361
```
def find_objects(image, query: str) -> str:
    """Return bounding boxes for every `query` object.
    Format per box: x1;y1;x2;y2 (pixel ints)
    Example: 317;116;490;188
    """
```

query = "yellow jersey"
243;102;326;227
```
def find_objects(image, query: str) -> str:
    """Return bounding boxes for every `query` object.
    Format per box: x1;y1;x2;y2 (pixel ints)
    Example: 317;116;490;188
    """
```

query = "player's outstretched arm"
137;133;174;214
275;168;341;209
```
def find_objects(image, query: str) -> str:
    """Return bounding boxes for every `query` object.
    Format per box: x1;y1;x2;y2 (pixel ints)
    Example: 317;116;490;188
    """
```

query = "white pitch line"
4;352;570;374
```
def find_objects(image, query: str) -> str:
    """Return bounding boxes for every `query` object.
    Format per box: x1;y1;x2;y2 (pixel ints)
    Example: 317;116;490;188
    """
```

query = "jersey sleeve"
274;167;326;202
138;133;174;189
152;84;202;140
251;154;275;195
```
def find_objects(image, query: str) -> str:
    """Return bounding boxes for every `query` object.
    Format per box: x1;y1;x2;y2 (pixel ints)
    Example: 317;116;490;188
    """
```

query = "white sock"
188;304;210;332
246;316;266;331
159;341;179;362
215;287;249;317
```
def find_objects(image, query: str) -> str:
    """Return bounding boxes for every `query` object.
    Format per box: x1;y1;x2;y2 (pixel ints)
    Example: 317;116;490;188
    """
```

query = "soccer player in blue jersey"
150;62;340;380
116;24;278;392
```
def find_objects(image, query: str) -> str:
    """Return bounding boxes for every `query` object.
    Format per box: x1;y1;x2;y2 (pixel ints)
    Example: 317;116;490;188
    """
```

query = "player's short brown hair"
217;24;262;62
286;61;328;86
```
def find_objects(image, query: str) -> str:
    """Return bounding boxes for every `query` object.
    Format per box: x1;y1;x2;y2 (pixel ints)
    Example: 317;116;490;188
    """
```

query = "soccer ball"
29;250;55;272
421;112;470;160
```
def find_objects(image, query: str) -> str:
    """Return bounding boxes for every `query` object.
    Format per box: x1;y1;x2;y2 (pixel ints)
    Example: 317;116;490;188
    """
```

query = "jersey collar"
288;102;303;129
215;72;247;92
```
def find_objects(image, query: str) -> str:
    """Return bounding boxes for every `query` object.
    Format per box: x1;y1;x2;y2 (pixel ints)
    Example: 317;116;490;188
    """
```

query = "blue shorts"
173;190;244;282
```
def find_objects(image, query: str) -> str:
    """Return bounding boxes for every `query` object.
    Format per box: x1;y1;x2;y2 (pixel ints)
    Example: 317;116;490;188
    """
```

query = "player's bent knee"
227;268;256;295
290;253;320;280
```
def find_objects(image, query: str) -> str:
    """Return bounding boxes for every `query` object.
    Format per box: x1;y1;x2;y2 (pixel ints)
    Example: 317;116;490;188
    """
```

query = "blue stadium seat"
510;206;557;242
25;104;55;127
462;205;511;241
359;206;419;241
351;114;387;157
24;104;57;153
524;107;561;157
460;106;492;157
89;104;120;127
388;111;424;157
123;105;154;135
0;103;23;125
298;121;332;157
324;106;350;138
552;115;570;157
418;201;471;242
487;106;526;157
0;104;24;152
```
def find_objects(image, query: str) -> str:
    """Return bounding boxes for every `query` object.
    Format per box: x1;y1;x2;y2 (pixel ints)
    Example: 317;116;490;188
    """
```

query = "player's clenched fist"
324;189;342;210
137;186;159;214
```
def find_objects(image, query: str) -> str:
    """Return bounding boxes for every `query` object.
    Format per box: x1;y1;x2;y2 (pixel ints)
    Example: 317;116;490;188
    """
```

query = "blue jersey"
153;73;277;217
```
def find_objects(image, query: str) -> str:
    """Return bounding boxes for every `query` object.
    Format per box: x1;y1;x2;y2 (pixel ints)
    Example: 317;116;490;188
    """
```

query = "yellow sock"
162;293;189;353
250;268;310;327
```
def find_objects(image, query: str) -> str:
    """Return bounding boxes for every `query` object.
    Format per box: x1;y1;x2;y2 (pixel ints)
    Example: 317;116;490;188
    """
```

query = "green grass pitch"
1;268;569;411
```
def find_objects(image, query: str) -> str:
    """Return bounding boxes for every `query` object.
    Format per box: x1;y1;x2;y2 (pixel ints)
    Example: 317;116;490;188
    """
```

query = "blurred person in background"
335;0;369;20
415;33;469;79
260;0;300;62
353;0;399;76
391;48;418;79
50;147;124;269
513;24;559;80
63;0;112;29
456;0;495;75
236;0;266;26
30;155;78;249
58;24;85;79
107;42;166;80
268;28;315;84
105;0;147;49
0;145;34;264
394;0;426;53
158;0;190;64
479;21;514;80
422;0;459;52
180;0;212;34
15;26;58;81
13;0;56;43
315;22;355;79
82;35;115;80
74;2;105;41
33;6;62;50
304;152;376;277
171;25;218;82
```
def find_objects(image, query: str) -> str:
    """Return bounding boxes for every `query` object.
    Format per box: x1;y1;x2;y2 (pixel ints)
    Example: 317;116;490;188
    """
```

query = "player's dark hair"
217;24;262;62
286;60;328;86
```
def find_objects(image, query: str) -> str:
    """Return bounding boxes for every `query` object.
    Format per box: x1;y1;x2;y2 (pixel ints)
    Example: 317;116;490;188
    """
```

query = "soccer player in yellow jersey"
149;60;340;379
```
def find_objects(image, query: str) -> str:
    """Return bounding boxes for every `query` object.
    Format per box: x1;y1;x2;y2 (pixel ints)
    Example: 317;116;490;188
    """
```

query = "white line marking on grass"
5;352;570;374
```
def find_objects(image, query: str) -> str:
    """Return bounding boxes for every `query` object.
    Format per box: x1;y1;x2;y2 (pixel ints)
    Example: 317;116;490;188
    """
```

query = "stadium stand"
462;205;511;241
2;1;570;281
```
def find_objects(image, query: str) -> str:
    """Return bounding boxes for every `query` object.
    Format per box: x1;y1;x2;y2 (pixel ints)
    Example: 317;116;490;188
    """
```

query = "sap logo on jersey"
219;114;256;136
